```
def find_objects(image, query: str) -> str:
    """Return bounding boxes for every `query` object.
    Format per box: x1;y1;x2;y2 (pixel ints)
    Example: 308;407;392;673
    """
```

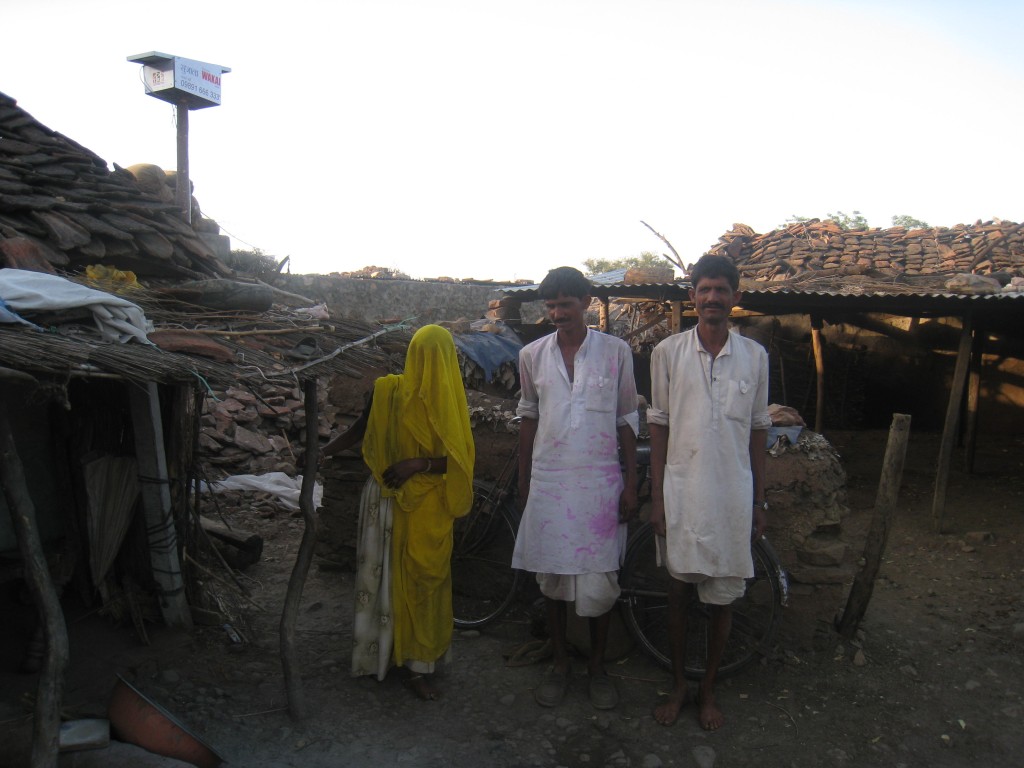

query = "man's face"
689;276;740;324
544;293;590;334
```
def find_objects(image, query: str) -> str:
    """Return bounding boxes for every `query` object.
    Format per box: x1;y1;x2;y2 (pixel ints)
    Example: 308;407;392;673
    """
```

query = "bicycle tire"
451;480;523;629
619;523;784;678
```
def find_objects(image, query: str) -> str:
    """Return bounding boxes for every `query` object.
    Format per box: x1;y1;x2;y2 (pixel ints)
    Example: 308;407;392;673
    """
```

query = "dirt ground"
1;428;1022;768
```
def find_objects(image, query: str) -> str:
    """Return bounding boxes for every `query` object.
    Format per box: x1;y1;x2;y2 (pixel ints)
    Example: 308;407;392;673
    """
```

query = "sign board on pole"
127;51;231;110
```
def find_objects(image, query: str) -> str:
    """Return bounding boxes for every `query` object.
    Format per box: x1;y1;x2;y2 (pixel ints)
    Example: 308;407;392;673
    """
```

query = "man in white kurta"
647;254;770;732
512;266;638;711
648;328;770;581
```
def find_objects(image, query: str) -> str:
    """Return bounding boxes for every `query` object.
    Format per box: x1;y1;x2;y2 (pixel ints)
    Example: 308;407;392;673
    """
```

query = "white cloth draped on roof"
0;268;153;344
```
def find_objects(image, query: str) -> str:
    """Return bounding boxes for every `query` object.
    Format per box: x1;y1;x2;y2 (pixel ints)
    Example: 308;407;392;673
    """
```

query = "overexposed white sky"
4;0;1022;282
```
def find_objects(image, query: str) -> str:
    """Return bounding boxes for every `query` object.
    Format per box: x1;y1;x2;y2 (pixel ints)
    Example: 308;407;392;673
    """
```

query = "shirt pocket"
723;378;753;424
585;374;616;412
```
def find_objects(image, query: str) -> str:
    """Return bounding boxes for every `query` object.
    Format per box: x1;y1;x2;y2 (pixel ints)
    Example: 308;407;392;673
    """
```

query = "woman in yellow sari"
322;325;475;700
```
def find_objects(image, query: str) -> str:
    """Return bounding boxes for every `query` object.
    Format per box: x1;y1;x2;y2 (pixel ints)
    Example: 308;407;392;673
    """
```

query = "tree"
891;214;930;229
582;251;671;277
225;248;283;277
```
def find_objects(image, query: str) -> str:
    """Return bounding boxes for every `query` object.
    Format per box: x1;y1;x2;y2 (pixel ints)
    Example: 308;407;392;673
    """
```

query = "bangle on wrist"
424;458;432;473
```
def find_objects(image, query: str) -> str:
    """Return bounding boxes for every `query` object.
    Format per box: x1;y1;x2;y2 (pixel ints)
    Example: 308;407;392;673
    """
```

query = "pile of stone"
709;219;1024;286
199;382;342;480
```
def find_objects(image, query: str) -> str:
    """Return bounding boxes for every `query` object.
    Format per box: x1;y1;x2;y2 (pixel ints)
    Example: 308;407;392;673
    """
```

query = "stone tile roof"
0;91;230;279
707;219;1024;288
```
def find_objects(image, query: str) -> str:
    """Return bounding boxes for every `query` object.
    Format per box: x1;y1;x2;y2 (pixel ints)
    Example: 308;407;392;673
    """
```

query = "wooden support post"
933;313;973;533
810;314;825;433
599;298;610;333
963;326;984;474
836;413;912;640
281;377;320;721
128;382;192;628
1;404;67;768
670;301;682;334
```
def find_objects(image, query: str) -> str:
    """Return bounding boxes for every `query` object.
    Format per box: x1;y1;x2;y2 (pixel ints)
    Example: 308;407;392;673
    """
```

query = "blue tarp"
453;330;522;384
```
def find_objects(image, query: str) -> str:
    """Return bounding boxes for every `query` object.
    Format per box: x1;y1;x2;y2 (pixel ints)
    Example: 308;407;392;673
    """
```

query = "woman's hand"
382;458;427;489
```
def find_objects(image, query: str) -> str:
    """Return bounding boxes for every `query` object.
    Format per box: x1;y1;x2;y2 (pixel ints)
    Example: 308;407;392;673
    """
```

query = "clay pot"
107;675;224;768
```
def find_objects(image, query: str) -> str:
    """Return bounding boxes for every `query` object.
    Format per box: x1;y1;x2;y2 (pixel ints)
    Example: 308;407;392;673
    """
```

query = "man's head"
537;266;592;300
688;254;741;325
537;267;592;337
688;254;740;292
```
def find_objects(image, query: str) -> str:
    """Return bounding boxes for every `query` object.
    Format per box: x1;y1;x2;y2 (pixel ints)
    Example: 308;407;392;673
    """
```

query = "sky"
4;0;1022;282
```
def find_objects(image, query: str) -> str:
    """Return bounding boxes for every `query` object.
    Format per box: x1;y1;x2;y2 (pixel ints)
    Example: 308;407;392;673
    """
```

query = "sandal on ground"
588;673;619;710
534;664;571;707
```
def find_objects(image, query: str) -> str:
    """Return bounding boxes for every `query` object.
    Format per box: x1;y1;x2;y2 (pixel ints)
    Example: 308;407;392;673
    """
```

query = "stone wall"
273;274;509;326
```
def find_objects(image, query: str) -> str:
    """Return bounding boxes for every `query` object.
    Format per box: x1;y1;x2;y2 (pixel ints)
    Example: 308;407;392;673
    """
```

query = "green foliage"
225;248;280;277
582;251;670;277
826;210;870;231
891;214;930;229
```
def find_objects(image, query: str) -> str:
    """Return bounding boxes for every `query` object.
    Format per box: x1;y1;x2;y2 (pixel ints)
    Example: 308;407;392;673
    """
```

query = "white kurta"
512;329;639;575
647;328;770;579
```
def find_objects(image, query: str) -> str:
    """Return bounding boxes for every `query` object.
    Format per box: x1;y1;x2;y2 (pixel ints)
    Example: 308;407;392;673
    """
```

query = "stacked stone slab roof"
707;219;1024;288
0;91;229;279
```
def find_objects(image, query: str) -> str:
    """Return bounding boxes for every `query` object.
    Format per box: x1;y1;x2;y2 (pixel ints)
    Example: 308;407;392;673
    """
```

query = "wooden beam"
670;301;682;334
599;298;610;333
964;326;984;474
810;314;825;433
932;313;974;533
281;377;320;721
837;413;911;640
1;404;67;768
128;382;193;628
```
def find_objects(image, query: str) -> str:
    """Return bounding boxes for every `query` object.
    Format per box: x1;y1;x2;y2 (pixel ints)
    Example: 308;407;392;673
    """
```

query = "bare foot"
403;673;439;701
697;683;724;731
653;685;690;726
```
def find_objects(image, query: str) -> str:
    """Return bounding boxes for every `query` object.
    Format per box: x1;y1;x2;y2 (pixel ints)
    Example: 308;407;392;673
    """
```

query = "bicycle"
450;428;789;679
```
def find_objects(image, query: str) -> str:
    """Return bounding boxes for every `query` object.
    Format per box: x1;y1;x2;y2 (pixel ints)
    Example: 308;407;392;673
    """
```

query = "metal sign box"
127;51;231;110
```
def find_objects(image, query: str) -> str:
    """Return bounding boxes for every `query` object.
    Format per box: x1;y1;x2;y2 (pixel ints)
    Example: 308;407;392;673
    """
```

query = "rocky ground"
1;429;1022;767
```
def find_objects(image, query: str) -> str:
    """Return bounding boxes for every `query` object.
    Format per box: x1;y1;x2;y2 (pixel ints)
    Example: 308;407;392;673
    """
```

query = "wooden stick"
836;413;912;639
190;326;322;337
280;378;320;721
639;220;685;271
964;326;984;474
933;313;973;533
810;315;825;433
1;404;67;768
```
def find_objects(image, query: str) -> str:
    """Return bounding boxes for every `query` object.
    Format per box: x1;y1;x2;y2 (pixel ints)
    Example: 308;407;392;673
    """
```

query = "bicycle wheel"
619;524;784;678
451;480;523;629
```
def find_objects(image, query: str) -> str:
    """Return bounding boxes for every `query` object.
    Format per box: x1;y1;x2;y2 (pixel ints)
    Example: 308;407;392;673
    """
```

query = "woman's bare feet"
402;672;439;701
697;682;724;730
653;685;690;725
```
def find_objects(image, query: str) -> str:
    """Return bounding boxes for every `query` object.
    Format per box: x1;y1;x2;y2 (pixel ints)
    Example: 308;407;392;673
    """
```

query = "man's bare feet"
653;685;690;726
697;683;724;730
402;673;439;701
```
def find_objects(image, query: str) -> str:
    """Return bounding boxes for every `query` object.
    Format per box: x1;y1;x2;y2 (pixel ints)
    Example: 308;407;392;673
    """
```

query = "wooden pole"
810;314;825;433
836;413;912;640
0;403;67;768
128;382;193;628
963;325;984;474
175;99;191;226
599;298;610;333
670;301;682;334
281;377;320;721
932;313;973;533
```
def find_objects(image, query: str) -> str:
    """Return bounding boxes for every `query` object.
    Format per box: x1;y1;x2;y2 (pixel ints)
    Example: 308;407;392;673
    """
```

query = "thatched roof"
0;91;230;280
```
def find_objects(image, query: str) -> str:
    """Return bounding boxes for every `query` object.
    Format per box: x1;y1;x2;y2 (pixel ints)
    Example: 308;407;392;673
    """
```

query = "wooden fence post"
836;413;912;640
281;377;320;720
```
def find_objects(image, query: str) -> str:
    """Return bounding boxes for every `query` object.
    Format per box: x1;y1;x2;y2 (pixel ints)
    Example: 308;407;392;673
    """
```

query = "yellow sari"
361;325;474;668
